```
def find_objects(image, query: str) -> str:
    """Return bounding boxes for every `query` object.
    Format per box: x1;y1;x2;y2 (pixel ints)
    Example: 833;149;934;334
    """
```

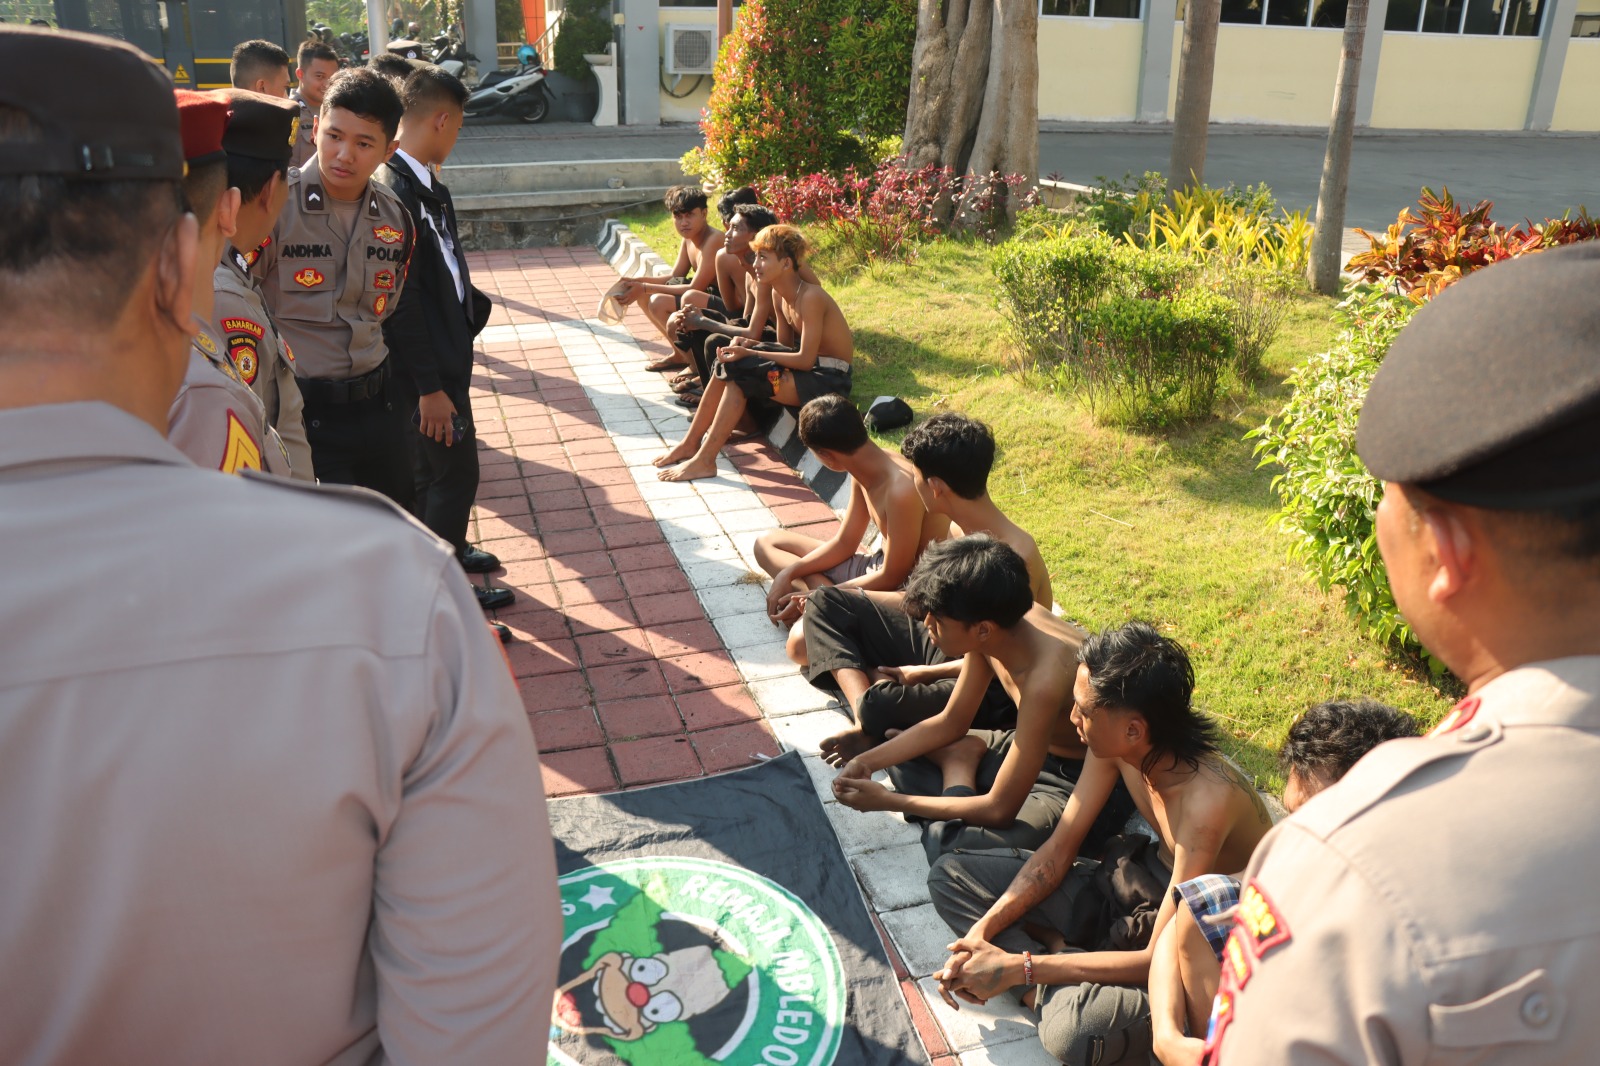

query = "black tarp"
546;751;928;1066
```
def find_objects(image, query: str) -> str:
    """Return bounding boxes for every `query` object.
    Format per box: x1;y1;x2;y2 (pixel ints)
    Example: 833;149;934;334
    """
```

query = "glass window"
1386;0;1424;26
1267;0;1311;24
1220;0;1264;22
1095;0;1143;17
1462;0;1503;33
1042;0;1139;16
1419;0;1465;30
1043;0;1092;14
1311;0;1347;26
1502;0;1541;32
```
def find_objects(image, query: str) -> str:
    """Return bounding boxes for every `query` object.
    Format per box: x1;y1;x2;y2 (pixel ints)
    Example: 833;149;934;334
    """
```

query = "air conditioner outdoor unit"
665;24;716;76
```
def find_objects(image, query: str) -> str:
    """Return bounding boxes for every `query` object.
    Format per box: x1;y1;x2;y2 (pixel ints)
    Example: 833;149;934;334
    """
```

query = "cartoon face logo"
549;857;844;1066
374;269;394;291
372;225;403;245
373;294;388;316
293;267;324;288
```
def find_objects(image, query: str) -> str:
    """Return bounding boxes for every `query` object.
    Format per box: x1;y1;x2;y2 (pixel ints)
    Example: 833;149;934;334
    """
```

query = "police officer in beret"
0;27;558;1062
167;87;291;476
1206;244;1600;1063
213;86;315;480
251;65;417;504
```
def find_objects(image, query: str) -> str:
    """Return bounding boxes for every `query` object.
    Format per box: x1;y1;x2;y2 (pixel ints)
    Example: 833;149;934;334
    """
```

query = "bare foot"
658;456;719;482
653;441;697;468
820;728;877;768
926;733;987;793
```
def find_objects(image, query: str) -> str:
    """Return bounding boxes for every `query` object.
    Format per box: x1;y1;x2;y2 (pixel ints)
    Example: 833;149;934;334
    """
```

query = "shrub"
684;0;916;189
1076;288;1237;425
1248;288;1437;669
1348;187;1600;302
551;0;612;82
1210;261;1292;382
991;232;1121;372
1072;171;1167;241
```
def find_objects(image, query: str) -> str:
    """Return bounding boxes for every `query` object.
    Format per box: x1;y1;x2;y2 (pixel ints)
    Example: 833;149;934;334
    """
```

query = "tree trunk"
902;0;1037;222
1168;0;1221;197
1307;0;1369;294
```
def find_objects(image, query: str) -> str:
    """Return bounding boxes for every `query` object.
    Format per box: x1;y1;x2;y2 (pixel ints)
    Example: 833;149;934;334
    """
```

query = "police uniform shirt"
167;325;292;477
289;87;316;169
213;247;314;480
251;157;414;382
1207;657;1600;1064
0;400;560;1063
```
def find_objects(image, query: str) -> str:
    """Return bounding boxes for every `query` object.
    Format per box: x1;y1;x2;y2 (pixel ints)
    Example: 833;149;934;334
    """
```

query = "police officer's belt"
297;361;391;405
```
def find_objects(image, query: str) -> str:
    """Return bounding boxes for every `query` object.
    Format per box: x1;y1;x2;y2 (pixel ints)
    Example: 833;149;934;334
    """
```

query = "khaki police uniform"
0;402;560;1063
289;87;316;168
1208;659;1600;1063
213;246;314;480
252;157;416;501
167;325;291;477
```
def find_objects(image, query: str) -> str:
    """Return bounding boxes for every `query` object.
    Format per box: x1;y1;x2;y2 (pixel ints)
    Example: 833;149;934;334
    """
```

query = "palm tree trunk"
1168;0;1221;198
1307;0;1370;294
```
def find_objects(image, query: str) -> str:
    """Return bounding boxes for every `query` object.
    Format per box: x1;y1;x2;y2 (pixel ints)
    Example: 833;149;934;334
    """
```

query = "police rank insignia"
373;294;388;315
374;269;394;291
224;321;262;384
220;411;263;475
372;225;403;245
195;332;219;355
1236;881;1291;959
287;114;300;148
294;267;325;288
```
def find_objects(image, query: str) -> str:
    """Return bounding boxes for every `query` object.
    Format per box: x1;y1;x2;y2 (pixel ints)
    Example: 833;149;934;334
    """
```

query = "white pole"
367;0;389;55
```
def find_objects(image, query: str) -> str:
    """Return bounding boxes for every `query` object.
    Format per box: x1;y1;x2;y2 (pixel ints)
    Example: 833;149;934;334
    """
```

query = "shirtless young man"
830;537;1134;859
925;622;1274;1066
753;395;948;628
618;185;722;371
801;413;1050;765
654;224;853;483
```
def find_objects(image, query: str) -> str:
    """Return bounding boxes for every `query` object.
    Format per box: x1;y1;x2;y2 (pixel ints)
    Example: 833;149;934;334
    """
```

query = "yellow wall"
658;9;717;124
1206;26;1343;124
1370;34;1541;128
1038;17;1144;120
1552;41;1600;130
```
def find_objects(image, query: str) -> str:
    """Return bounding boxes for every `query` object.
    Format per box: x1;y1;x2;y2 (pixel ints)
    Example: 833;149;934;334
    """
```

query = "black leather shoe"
474;585;515;611
458;547;500;573
489;621;513;644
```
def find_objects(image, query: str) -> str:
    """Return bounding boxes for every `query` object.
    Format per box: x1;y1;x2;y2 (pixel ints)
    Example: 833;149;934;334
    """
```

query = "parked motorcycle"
463;44;549;123
431;23;477;83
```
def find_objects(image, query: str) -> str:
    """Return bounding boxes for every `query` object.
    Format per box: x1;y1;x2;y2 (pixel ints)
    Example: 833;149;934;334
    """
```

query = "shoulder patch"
228;335;260;384
1236;880;1291;960
367;192;380;218
220;411;263;474
1429;696;1480;737
221;317;264;339
303;182;326;211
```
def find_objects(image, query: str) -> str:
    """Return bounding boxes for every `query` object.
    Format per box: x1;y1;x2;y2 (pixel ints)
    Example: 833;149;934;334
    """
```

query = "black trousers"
400;378;479;556
301;381;414;509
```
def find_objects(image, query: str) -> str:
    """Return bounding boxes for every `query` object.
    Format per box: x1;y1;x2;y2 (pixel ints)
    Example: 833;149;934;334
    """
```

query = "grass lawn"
620;207;1452;787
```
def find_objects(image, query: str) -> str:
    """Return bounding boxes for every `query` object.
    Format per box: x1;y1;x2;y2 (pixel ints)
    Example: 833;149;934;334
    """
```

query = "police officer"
214;87;315;479
1206;245;1600;1063
289;39;338;169
167;88;290;477
0;27;558;1061
252;66;417;503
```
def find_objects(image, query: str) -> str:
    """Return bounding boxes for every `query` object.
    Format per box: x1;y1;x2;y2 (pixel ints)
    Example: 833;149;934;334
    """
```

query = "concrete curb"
596;218;674;281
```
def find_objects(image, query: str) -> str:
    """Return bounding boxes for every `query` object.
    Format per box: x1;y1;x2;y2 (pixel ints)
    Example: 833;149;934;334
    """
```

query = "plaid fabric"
1174;874;1242;960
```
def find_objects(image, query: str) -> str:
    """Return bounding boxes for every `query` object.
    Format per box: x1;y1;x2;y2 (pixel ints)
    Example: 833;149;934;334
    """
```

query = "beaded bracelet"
1022;950;1035;987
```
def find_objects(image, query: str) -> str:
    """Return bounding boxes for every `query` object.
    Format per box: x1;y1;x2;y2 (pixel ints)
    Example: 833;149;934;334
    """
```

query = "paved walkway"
464;246;1055;1065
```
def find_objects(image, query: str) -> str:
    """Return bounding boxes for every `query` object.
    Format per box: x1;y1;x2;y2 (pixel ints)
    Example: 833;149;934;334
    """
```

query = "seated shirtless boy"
924;622;1275;1066
1148;699;1418;1066
830;536;1135;861
617;185;722;371
752;395;949;630
803;413;1051;763
654;224;852;482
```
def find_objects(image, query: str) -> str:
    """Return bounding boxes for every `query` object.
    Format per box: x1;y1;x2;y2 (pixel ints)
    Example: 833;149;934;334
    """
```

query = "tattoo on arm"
1209;756;1270;825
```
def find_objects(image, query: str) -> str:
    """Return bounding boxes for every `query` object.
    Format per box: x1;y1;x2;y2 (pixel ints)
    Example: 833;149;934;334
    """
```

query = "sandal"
670;374;701;395
645;355;687;373
675;390;702;409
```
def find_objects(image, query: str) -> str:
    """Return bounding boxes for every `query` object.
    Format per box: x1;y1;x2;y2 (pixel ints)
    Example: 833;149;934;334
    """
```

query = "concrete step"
441;156;689;197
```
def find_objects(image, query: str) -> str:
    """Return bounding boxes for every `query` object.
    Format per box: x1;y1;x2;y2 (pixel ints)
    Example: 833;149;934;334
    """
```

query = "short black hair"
0;105;183;321
231;39;290;89
402;64;468;113
228;154;285;205
181;157;229;224
368;52;416;87
798;395;868;454
901;413;995;500
666;184;708;215
1279;699;1419;783
902;534;1033;629
1080;621;1216;772
323;67;404;141
733;202;778;235
717;185;759;225
297;40;339;70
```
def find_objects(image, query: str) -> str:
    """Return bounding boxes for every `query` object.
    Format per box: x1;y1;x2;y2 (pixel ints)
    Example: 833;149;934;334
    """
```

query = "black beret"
0;26;182;181
1357;241;1600;510
219;88;300;165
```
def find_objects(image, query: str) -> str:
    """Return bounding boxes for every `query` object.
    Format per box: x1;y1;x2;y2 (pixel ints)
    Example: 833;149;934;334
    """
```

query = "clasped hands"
829;757;899;812
934;932;1024;1011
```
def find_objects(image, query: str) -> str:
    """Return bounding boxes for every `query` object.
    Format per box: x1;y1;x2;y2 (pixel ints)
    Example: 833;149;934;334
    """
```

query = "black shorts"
714;345;853;406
